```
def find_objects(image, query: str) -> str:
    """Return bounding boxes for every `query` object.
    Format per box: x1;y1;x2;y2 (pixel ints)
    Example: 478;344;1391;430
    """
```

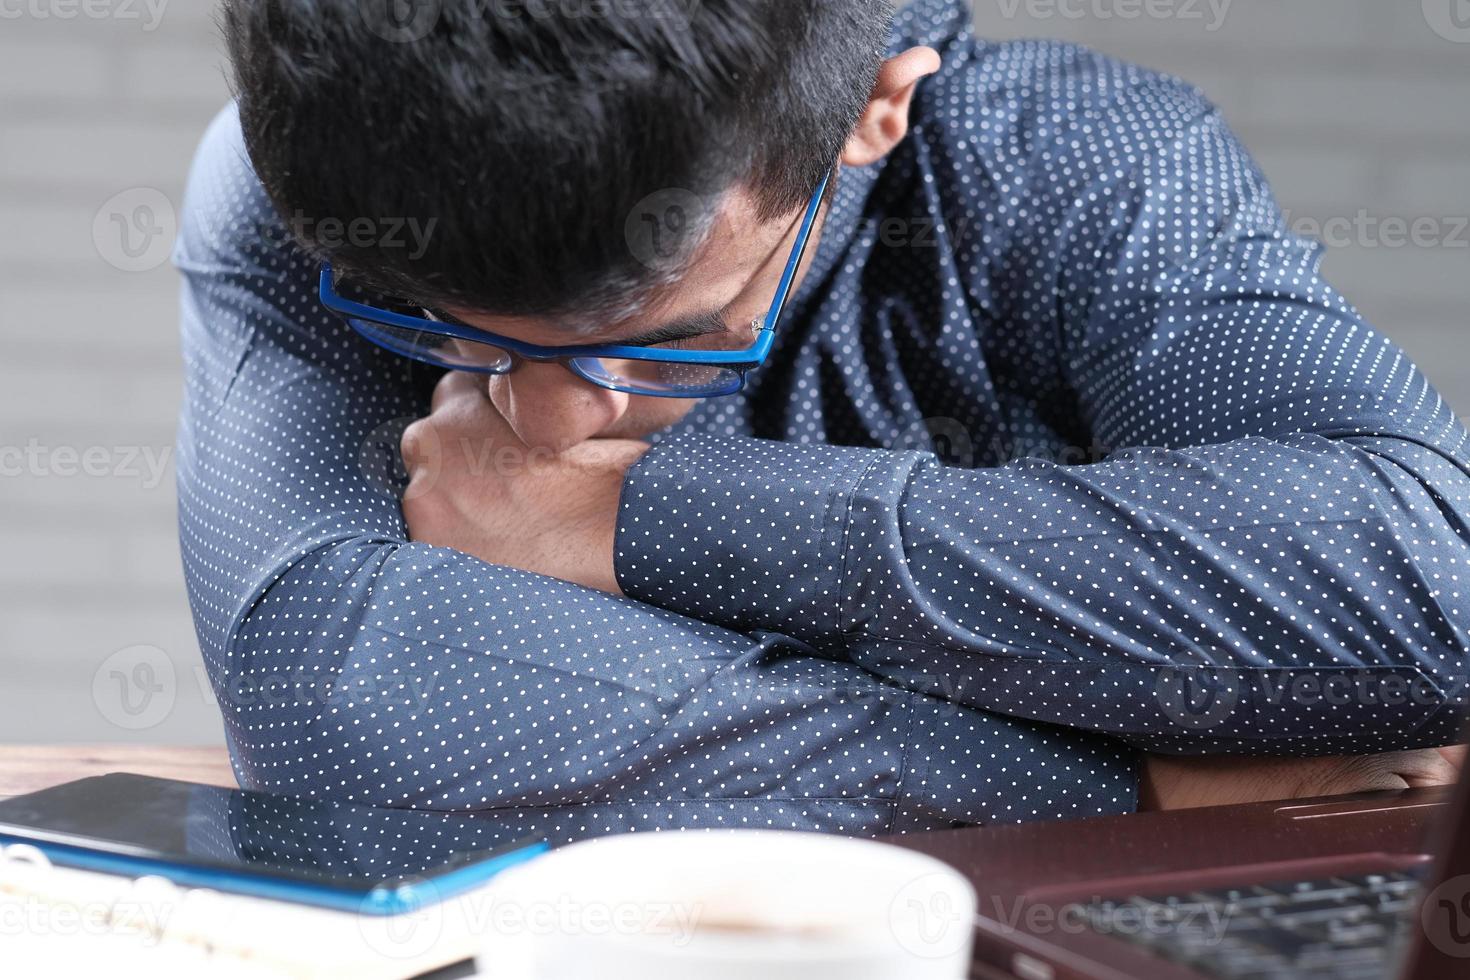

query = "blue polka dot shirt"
176;0;1470;845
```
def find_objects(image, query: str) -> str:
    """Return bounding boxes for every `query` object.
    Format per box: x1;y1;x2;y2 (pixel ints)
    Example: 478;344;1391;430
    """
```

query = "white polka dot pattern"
619;1;1470;758
175;0;1467;846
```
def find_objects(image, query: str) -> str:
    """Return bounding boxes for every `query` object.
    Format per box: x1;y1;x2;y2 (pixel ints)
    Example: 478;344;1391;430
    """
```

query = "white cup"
476;829;976;980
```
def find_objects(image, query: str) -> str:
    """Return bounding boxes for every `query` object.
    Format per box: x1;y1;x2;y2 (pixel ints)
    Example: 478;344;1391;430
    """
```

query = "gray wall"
1;1;1466;745
2;3;230;744
971;0;1470;406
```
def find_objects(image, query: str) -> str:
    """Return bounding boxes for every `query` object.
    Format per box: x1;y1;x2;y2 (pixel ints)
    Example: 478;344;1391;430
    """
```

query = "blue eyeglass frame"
317;171;831;399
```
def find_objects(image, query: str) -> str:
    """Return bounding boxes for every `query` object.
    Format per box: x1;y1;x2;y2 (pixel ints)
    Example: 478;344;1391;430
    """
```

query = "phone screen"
0;772;542;892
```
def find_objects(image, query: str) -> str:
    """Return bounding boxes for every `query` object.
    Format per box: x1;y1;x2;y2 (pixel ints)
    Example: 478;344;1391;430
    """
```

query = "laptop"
890;754;1470;980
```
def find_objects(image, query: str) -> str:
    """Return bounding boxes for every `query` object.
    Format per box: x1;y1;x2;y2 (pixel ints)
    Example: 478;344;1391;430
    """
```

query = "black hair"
223;0;893;323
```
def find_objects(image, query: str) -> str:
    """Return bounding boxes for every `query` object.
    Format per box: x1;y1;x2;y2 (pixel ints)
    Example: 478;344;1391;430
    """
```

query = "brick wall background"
1;0;1466;745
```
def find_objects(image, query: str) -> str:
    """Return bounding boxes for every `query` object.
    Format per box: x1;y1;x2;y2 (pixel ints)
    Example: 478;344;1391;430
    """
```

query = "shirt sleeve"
615;95;1470;755
173;106;1137;837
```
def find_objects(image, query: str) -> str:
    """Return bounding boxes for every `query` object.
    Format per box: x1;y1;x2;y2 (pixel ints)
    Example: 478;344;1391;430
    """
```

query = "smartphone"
0;772;547;914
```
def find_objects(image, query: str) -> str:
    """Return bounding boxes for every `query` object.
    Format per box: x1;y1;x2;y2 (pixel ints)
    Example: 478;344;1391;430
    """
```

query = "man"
177;0;1470;844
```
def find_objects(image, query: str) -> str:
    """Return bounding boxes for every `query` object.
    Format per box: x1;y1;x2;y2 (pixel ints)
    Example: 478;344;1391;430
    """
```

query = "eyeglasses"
317;172;830;399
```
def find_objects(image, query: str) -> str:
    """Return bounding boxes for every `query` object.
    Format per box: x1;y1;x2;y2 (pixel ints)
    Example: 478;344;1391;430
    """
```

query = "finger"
437;373;513;439
430;370;487;415
1371;749;1458;789
400;417;440;471
1301;756;1411;796
1438;745;1467;770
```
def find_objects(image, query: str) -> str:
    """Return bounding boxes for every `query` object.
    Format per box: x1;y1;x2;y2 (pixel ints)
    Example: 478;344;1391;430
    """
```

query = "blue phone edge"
0;831;550;916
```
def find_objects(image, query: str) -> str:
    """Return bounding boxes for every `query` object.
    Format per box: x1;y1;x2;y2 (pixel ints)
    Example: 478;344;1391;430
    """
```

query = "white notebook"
0;841;491;979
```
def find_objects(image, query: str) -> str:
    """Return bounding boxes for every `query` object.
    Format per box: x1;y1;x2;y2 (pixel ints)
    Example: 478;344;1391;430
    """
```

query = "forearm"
616;429;1470;752
209;531;1141;828
177;324;1141;829
615;96;1470;754
175;107;1139;833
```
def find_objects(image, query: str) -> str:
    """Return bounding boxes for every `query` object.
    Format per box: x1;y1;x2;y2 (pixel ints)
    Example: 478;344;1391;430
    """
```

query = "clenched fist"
399;371;649;594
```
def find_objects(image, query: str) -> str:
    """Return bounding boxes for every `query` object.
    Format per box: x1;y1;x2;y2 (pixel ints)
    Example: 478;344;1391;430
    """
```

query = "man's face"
443;183;830;454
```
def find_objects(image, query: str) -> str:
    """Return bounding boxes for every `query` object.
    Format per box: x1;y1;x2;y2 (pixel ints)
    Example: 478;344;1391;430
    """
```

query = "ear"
841;46;942;168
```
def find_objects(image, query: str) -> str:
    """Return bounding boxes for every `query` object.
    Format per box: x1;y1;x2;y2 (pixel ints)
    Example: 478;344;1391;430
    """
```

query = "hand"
399;371;650;594
1141;747;1465;811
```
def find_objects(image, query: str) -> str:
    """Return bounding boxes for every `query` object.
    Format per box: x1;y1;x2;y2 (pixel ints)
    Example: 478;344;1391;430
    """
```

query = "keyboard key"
1074;870;1424;979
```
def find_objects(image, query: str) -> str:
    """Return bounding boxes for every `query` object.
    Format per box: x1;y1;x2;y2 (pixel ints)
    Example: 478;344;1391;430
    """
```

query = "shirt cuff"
615;432;920;640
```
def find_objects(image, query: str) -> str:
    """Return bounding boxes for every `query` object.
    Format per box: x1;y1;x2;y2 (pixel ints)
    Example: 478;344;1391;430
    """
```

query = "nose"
487;359;630;454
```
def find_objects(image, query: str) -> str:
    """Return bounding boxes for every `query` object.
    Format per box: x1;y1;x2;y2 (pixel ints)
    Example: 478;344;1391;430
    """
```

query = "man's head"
225;0;937;450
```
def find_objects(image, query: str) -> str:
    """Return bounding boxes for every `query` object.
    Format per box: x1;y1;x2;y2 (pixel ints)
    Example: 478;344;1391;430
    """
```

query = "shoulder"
916;36;1222;166
174;103;300;277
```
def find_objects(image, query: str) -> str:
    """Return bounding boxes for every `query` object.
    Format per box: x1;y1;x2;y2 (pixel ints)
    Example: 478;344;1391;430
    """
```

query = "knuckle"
1400;748;1456;784
430;373;456;414
400;418;438;465
1292;756;1386;798
431;370;477;414
1329;754;1413;793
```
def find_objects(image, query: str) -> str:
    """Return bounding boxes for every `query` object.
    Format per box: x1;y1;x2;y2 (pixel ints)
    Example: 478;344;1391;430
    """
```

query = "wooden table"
0;744;235;799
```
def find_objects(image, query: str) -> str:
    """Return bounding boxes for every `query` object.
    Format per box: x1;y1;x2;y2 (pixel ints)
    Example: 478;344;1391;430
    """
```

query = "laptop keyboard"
1070;867;1428;979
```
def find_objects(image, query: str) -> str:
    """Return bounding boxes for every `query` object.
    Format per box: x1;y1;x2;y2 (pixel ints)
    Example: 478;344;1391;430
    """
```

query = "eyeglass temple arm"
760;171;831;332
